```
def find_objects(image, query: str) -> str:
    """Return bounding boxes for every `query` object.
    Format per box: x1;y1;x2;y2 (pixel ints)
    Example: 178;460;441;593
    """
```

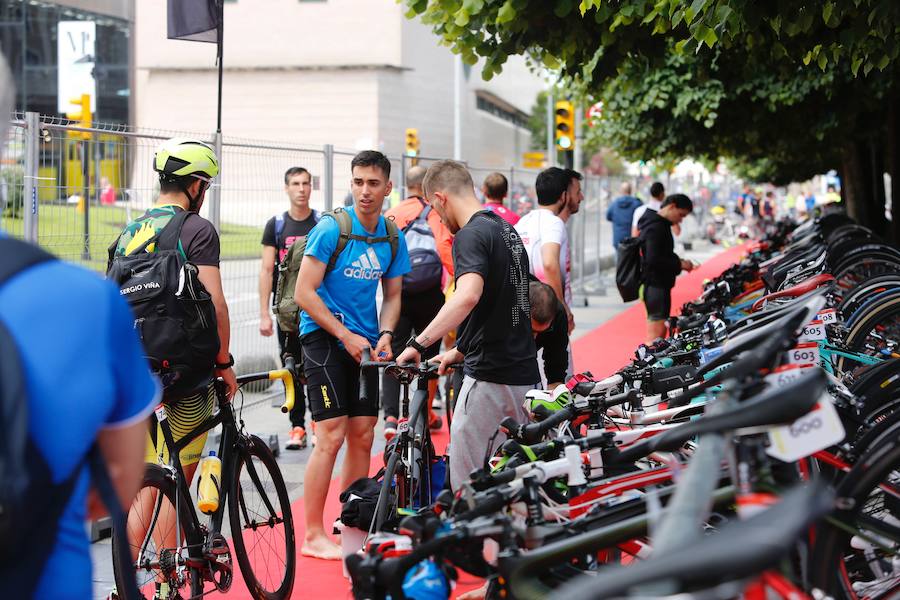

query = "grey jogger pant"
449;376;535;490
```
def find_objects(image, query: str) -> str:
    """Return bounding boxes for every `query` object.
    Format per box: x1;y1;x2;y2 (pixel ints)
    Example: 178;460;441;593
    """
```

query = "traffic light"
405;128;420;157
554;100;575;151
66;94;92;140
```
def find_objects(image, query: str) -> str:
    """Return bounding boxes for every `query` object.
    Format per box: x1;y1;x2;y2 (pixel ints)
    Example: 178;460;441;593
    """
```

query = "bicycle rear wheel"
228;435;296;600
811;426;900;599
112;463;202;600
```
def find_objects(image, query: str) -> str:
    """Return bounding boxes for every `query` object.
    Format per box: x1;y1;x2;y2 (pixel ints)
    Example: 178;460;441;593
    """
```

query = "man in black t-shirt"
396;160;539;490
259;166;319;449
638;194;696;342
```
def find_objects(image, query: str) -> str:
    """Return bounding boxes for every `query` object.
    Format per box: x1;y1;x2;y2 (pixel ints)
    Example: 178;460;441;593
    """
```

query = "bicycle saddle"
751;273;835;312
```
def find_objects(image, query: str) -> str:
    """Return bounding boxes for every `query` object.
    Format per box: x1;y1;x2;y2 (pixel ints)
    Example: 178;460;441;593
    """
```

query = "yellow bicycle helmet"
154;138;219;209
154;138;219;181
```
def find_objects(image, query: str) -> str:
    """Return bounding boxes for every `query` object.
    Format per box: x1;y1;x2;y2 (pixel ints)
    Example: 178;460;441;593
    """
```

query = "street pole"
574;103;583;172
453;55;462;160
546;89;555;167
81;139;90;260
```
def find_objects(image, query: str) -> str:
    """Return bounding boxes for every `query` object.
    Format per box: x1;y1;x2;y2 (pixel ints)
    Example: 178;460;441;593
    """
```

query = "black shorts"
300;329;379;422
643;285;672;322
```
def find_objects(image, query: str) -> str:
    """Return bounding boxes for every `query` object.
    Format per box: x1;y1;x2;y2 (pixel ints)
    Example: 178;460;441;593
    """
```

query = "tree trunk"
869;140;889;238
888;97;900;247
842;142;868;224
840;138;889;235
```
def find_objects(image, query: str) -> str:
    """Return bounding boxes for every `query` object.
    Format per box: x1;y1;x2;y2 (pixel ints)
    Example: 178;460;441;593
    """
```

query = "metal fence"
1;112;740;365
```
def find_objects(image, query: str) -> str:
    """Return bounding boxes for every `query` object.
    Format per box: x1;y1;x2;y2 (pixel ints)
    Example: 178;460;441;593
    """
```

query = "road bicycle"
360;361;460;533
111;367;297;600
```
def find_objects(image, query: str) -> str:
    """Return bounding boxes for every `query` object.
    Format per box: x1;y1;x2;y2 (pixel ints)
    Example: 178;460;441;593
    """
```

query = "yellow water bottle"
197;451;222;515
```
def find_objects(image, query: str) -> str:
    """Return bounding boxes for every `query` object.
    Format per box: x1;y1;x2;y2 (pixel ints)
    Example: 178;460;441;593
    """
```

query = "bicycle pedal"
208;532;231;556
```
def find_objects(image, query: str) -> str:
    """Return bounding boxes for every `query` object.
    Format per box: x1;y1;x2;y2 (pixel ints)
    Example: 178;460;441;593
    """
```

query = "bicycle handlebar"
229;368;296;413
501;389;638;445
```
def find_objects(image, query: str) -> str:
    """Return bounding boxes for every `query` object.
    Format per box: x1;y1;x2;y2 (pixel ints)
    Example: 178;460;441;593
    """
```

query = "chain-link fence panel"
0;117;26;234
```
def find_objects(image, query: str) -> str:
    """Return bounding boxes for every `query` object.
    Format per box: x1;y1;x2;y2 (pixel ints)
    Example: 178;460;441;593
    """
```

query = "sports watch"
406;336;427;354
215;354;235;370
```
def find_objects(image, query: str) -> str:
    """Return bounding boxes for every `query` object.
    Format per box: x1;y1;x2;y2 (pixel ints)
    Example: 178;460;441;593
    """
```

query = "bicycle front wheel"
228;435;296;600
112;463;202;600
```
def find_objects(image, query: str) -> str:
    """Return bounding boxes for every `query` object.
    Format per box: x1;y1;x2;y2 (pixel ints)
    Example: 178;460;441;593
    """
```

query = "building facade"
0;0;132;123
134;0;544;170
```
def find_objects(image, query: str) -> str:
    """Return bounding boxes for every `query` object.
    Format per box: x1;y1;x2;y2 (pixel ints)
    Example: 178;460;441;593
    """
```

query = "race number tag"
799;320;827;342
155;406;167;422
767;397;845;462
816;309;837;325
765;364;814;389
787;342;820;366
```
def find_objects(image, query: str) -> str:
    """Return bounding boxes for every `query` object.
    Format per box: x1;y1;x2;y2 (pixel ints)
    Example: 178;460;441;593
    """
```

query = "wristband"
215;353;234;370
406;336;427;354
379;330;394;339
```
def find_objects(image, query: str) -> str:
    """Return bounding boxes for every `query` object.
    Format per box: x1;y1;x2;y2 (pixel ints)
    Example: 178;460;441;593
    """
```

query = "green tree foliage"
404;0;900;239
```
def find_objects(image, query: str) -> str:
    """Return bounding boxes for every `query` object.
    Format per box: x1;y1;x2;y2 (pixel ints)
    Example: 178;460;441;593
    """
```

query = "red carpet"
222;427;483;599
572;244;748;376
221;244;746;599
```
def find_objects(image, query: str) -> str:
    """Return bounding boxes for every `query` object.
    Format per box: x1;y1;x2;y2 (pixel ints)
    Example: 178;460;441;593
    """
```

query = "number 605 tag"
799;320;827;342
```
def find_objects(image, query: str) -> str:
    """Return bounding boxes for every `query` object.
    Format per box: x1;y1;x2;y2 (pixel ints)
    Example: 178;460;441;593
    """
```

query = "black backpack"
616;236;643;302
0;238;139;597
107;209;220;396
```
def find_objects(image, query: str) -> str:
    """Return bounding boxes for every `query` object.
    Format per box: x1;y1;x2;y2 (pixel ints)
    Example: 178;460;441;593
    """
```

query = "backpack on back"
401;198;443;294
616;236;643;302
106;206;220;395
0;238;139;597
273;207;399;332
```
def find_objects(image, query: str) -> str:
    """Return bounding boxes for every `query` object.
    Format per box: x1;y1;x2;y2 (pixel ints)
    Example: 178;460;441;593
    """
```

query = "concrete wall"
136;0;402;69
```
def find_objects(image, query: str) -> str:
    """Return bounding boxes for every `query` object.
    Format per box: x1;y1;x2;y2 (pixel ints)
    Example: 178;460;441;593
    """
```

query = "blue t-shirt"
299;207;410;344
0;257;159;599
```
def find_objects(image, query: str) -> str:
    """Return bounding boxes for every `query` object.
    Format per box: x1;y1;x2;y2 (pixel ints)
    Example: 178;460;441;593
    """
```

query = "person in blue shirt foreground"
294;150;410;560
0;236;158;598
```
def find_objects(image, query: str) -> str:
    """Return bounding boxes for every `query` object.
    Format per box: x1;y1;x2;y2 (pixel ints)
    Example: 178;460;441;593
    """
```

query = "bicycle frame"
148;388;241;570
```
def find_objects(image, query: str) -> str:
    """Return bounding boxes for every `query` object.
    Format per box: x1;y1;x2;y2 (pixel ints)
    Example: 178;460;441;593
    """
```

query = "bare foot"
456;583;488;600
301;535;342;560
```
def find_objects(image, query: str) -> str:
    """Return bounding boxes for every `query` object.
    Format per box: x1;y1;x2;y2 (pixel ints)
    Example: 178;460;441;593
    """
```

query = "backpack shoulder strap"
326;208;354;272
383;217;399;265
156;208;193;253
0;238;55;287
274;212;286;249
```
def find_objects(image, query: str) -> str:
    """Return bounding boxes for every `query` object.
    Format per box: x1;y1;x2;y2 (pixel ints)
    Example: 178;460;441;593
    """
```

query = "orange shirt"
386;196;455;277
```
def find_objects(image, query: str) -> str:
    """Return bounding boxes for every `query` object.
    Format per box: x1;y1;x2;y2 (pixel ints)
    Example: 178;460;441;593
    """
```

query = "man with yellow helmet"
110;138;237;480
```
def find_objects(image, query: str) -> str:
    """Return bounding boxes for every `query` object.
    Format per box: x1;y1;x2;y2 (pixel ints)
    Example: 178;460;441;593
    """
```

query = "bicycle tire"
112;463;202;600
374;450;405;532
228;435;296;600
810;424;900;599
837;295;900;373
838;275;900;320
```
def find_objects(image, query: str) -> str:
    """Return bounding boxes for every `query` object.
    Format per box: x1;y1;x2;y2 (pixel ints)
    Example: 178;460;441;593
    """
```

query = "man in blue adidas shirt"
294;150;410;559
0;236;158;598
